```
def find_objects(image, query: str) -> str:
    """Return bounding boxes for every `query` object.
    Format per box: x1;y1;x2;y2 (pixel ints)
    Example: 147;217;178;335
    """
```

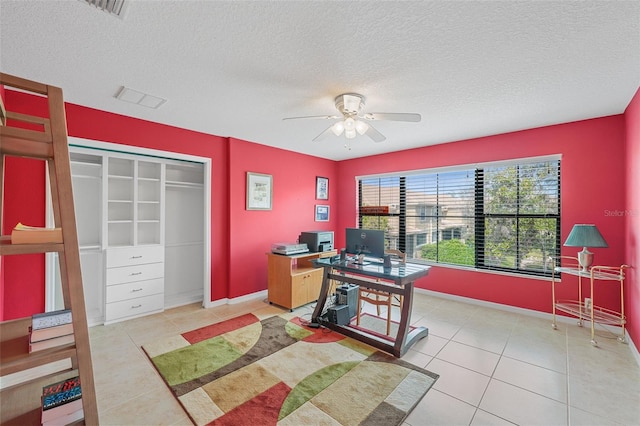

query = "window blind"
357;157;561;277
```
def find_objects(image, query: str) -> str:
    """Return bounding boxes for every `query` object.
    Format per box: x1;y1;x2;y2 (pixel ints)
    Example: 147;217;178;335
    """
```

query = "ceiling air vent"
81;0;127;18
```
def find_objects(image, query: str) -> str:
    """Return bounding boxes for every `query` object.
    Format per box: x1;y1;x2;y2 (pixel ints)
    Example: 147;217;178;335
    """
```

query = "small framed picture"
316;176;329;200
315;204;329;222
246;172;272;210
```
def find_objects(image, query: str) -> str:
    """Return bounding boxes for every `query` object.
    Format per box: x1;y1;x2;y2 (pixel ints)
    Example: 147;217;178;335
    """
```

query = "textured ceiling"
1;1;638;161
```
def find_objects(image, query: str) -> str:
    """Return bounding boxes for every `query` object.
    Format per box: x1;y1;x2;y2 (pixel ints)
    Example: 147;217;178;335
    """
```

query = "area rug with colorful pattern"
142;312;438;425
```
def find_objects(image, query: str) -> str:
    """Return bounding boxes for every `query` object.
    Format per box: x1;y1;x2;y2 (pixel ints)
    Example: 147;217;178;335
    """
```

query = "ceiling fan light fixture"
345;129;357;139
344;117;356;131
355;120;369;135
331;121;345;136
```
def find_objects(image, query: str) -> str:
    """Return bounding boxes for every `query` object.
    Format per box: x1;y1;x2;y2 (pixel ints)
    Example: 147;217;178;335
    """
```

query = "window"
357;157;561;277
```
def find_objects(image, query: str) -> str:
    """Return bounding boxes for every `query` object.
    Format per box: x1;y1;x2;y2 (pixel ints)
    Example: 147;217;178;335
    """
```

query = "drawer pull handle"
131;304;142;309
130;272;142;276
131;255;143;259
132;288;143;292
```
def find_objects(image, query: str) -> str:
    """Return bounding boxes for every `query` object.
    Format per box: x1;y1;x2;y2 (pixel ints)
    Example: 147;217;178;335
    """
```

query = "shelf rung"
0;236;64;255
1;339;77;377
0;73;49;95
0;136;53;159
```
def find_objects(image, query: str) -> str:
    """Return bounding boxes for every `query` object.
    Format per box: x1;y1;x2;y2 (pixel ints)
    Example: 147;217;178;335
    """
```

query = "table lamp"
563;224;608;272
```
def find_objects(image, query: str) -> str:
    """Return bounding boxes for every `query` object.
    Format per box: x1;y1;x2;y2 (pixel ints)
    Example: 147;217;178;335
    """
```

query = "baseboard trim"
203;298;228;309
414;288;639;367
202;290;268;309
228;290;268;305
165;292;203;310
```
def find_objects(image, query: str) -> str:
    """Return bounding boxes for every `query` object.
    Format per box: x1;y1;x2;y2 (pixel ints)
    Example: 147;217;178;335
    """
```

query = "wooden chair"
355;250;406;335
386;249;406;309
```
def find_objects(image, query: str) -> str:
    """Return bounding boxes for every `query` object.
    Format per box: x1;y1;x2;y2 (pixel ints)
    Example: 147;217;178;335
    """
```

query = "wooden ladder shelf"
0;73;99;425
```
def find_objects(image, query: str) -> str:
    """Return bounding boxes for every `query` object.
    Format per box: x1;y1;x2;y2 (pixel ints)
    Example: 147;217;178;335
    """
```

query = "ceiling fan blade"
365;124;386;143
283;115;340;121
312;125;335;142
362;112;421;122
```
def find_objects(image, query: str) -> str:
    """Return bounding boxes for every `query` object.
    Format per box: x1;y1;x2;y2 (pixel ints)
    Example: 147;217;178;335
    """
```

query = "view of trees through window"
358;158;560;277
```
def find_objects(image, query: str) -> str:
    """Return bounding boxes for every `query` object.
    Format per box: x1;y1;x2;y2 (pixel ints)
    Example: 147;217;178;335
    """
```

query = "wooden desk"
311;258;431;357
267;250;337;311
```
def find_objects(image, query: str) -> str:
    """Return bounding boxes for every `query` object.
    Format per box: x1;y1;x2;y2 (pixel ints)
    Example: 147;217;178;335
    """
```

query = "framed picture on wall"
316;176;329;200
315;204;329;222
246;172;272;210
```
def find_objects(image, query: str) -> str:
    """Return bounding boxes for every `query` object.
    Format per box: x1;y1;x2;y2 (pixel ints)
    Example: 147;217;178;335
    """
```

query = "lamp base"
577;247;593;273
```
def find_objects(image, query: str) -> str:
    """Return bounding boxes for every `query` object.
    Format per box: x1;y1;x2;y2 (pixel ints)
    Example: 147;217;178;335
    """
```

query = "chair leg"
356;292;362;326
376;294;381;316
386;300;392;335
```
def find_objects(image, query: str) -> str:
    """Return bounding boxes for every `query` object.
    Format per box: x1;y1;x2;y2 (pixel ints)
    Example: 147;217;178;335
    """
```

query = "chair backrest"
385;249;406;263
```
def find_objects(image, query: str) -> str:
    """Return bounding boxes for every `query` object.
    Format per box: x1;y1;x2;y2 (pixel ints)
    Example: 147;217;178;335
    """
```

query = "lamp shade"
331;121;345;136
563;224;608;248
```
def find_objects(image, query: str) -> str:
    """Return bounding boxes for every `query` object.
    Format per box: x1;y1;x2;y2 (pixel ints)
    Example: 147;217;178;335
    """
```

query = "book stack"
29;309;74;353
41;376;83;425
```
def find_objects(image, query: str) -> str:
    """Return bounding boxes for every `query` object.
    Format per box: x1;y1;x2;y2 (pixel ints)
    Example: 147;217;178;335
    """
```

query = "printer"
299;231;334;253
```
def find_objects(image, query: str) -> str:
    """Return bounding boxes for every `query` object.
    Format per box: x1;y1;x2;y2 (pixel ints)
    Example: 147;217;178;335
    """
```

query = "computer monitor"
345;228;385;261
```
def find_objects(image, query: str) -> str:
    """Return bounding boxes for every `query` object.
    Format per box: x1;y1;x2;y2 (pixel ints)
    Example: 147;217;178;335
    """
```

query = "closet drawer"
106;262;164;286
106;245;164;268
105;293;164;323
106;278;164;303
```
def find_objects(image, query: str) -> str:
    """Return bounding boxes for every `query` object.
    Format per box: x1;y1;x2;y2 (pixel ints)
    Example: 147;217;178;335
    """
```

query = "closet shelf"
165;180;204;189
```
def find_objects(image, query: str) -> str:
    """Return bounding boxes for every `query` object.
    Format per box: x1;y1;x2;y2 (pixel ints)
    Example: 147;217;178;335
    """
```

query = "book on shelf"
41;398;83;424
10;222;62;244
42;408;83;426
41;376;83;424
42;376;81;409
32;309;72;330
29;333;75;353
30;322;74;342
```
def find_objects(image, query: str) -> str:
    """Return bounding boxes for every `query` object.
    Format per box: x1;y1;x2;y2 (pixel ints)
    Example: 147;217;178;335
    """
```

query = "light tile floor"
89;292;640;425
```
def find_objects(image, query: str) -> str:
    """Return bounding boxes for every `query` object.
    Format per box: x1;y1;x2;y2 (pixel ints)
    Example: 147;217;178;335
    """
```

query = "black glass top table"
311;257;431;357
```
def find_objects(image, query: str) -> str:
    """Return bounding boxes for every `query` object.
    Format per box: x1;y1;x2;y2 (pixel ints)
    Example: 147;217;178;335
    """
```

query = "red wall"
1;90;337;319
336;116;627;314
1;158;46;319
228;138;338;298
624;87;640;347
1;88;633;339
1;89;48;320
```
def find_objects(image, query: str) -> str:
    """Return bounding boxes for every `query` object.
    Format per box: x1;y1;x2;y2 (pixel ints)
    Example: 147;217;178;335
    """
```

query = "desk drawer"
105;293;164;322
106;278;164;303
106;262;164;286
106;245;164;268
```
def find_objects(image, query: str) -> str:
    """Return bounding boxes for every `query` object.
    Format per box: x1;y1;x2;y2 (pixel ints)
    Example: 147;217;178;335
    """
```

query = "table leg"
312;267;331;323
393;281;429;357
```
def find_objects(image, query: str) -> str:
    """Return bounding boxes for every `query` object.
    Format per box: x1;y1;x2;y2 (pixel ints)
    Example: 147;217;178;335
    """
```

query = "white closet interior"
48;138;211;325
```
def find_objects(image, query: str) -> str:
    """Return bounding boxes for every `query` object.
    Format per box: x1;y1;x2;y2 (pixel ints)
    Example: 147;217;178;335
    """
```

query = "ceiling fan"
283;93;421;144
